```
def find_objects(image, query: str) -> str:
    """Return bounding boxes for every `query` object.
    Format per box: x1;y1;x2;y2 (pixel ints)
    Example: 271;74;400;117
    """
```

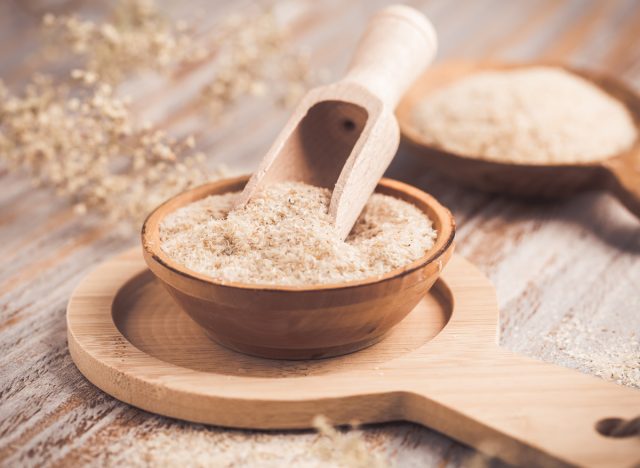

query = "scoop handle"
601;149;640;219
343;5;437;110
405;347;640;467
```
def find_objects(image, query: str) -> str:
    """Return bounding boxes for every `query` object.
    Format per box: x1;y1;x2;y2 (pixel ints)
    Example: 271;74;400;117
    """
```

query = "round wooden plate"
67;248;640;468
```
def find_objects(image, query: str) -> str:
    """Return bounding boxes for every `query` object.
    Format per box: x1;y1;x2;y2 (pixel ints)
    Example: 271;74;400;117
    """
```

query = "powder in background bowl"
413;67;637;164
159;182;437;286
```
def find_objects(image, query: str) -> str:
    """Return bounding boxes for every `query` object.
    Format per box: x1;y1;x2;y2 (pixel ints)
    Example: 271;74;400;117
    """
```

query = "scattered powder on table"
71;417;389;467
159;182;436;286
413;67;637;164
545;314;639;388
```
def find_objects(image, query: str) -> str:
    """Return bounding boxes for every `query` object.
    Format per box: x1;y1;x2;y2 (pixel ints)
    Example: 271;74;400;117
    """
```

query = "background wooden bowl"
396;60;640;218
142;176;455;360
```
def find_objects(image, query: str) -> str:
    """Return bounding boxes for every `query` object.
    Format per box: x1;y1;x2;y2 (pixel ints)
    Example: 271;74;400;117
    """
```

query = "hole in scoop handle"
343;5;437;110
404;348;640;467
602;151;640;220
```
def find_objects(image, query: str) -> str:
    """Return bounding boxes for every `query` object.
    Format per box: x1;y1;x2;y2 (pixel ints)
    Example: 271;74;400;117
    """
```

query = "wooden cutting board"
67;248;640;468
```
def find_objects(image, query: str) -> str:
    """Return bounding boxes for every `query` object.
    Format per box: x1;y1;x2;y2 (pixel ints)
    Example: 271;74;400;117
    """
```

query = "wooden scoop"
236;5;438;239
397;61;640;219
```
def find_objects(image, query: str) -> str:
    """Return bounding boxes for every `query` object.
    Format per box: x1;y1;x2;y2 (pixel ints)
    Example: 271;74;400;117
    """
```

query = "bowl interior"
142;176;455;291
396;60;640;170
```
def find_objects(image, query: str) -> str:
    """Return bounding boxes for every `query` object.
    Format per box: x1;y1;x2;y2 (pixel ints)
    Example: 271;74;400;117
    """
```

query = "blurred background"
1;1;639;466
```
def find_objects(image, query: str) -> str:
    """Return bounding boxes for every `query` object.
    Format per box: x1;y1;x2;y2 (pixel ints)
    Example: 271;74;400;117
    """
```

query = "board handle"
343;5;437;110
601;149;640;220
404;348;640;467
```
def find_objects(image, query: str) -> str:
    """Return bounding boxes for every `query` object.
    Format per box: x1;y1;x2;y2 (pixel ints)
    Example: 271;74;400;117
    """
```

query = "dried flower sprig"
1;0;315;229
41;0;318;118
201;9;317;119
312;415;387;468
42;0;204;84
0;72;223;224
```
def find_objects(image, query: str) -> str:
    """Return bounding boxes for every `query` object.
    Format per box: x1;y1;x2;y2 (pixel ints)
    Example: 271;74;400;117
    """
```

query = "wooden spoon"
236;5;438;239
396;60;640;219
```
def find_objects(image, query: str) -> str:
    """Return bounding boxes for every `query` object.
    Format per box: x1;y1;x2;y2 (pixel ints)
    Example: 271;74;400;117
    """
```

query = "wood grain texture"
1;0;640;467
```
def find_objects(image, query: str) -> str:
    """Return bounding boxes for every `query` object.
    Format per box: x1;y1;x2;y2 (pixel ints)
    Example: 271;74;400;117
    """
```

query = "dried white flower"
43;0;200;83
0;74;225;225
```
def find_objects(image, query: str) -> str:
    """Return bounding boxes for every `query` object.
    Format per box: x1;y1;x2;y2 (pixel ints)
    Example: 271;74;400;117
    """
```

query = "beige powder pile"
413;67;637;164
159;182;436;286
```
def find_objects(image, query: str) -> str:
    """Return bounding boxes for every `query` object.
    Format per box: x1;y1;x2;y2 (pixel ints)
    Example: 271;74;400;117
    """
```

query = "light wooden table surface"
1;0;639;466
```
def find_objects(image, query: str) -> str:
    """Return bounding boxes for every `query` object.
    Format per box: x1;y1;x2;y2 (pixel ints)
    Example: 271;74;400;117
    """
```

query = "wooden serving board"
67;248;640;468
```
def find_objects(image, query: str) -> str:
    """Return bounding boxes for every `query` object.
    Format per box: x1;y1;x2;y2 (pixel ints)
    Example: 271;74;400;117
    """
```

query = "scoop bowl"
396;60;640;219
142;176;455;360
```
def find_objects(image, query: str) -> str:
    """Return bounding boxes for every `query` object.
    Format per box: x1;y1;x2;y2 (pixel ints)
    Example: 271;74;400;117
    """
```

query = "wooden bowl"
141;176;455;360
396;60;640;218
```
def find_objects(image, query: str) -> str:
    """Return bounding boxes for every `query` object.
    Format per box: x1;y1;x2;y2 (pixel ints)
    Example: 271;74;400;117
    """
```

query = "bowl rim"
396;59;640;170
142;176;456;293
